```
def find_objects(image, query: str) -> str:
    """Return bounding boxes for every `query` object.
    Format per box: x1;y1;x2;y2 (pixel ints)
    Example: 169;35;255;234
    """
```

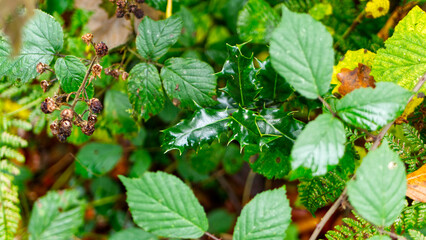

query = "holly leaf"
336;82;412;131
233;188;291;240
55;56;94;98
371;6;426;91
270;6;333;99
119;172;208;239
219;44;260;107
256;58;293;102
162;108;230;154
128;63;165;121
337;63;376;96
161;57;217;109
291;113;346;176
406;163;426;202
347;140;406;227
136;15;183;60
8;10;63;83
237;0;280;44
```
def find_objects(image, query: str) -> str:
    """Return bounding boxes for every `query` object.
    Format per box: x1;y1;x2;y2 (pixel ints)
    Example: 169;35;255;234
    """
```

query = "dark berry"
133;8;144;19
61;109;74;121
81;122;95;136
135;0;144;3
88;114;97;125
95;42;108;58
116;8;126;18
50;120;59;135
59;119;73;138
128;4;137;12
41;97;57;114
89;98;103;114
57;134;67;143
116;0;126;8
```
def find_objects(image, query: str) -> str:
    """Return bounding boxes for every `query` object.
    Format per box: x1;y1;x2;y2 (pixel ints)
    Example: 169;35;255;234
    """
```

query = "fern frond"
28;109;47;135
284;0;320;12
0;132;28;148
394;201;426;234
408;229;426;240
17;90;42;106
0;147;24;163
2;119;32;131
0;160;21;240
403;123;424;152
0;82;12;93
385;135;411;159
325;211;377;240
0;85;29;99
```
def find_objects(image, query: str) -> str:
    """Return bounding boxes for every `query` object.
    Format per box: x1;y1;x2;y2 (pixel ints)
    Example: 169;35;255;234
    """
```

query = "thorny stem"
318;96;336;117
334;10;366;50
309;72;426;240
205;232;221;240
71;56;97;110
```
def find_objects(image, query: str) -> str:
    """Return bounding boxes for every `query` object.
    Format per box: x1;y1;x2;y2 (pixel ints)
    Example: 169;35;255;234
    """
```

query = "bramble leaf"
233;188;291;240
336;82;411;131
55;56;94;98
270;6;333;99
128;63;165;121
237;0;280;43
291;113;346;176
219;44;260;107
162;108;230;154
161;57;217;109
110;228;158;240
136;15;183;60
347;141;406;227
120;172;208;238
0;36;11;78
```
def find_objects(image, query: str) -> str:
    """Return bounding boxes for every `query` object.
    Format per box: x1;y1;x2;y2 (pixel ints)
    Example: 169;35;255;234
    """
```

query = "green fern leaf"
408;229;426;240
2;119;32;131
394;201;426;234
325;211;378;240
0;132;28;148
0;146;24;163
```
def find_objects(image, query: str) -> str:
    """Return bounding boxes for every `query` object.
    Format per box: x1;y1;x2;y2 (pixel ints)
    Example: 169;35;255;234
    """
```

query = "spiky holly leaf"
161;57;217;109
371;6;426;91
256;58;294;102
291;113;346;176
270;6;333;99
219;44;260;107
55;56;94;98
128;63;165;121
162;108;230;154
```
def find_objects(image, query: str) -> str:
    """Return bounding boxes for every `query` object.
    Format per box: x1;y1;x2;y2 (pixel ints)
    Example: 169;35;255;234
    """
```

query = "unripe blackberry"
128;4;137;13
135;0;144;3
59;119;73;137
41;97;57;114
89;98;103;114
50;120;59;135
81;33;93;45
81;122;95;136
133;8;144;19
116;0;126;8
116;8;126;18
88;114;97;125
95;42;108;58
57;134;67;143
92;64;102;78
40;80;49;92
61;109;74;121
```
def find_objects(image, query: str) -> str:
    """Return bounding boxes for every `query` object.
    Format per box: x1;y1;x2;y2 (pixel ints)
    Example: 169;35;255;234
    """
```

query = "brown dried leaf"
406;164;426;202
337;63;376;96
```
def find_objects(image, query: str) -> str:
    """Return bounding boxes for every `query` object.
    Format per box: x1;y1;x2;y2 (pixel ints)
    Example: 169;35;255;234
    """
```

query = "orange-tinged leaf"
406;164;426;202
337;63;376;96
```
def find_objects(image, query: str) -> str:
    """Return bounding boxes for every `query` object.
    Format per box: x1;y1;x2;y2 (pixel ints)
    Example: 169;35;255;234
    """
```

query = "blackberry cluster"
95;42;109;58
104;68;129;80
112;0;145;19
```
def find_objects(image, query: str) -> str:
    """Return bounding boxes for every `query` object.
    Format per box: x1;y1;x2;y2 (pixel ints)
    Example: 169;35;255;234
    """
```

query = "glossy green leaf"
336;82;411;131
110;228;158;240
347;141;406;227
162;108;229;154
233;188;291;240
55;56;94;97
8;10;63;83
256;58;293;102
237;0;280;43
0;36;11;77
178;7;196;47
270;6;333;99
219;44;260;106
75;143;123;178
136;15;183;60
291;113;345;176
371;6;426;91
161;57;217;109
28;189;85;240
120;172;208;238
128;63;165;121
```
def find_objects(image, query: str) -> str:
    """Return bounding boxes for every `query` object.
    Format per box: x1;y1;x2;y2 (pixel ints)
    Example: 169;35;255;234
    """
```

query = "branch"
71;56;98;110
377;228;407;240
205;232;221;240
318;96;337;117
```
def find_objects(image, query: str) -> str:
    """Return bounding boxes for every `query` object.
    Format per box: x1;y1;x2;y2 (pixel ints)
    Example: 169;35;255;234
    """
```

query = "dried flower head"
92;64;103;78
61;108;74;121
36;62;48;74
81;33;94;45
95;42;109;58
40;80;49;92
89;98;103;114
121;72;129;81
41;97;57;114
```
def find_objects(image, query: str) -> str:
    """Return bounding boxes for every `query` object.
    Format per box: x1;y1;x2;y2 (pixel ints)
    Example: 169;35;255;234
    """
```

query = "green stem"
71;56;97;110
89;194;123;207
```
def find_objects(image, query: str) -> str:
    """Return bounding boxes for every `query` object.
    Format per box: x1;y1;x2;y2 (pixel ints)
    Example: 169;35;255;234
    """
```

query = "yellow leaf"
406;164;426;202
365;0;390;19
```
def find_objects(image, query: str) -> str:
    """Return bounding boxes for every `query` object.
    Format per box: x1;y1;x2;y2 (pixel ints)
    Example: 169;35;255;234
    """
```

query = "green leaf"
104;90;137;134
336;82;412;131
28;189;85;240
371;6;426;91
136;15;183;60
161;57;217;109
8;10;63;83
237;0;280;43
0;36;11;78
128;63;165;121
256;58;293;102
270;6;333;99
207;209;235;235
55;56;94;97
219;44;260;106
129;150;152;178
233;188;291;240
347;140;406;227
367;236;392;240
110;228;158;240
162;108;230;154
408;229;426;240
0;161;21;240
75;143;123;178
291;113;346;176
119;172;208;239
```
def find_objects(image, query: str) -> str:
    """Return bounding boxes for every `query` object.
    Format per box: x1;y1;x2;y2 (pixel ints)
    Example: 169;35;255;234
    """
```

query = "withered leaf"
337;63;376;96
406;163;426;202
